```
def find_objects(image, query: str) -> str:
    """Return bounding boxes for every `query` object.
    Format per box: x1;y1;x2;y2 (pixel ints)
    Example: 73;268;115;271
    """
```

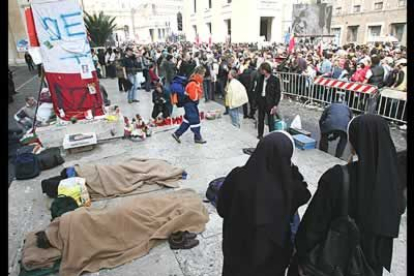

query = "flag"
25;7;40;47
317;40;323;57
288;33;295;54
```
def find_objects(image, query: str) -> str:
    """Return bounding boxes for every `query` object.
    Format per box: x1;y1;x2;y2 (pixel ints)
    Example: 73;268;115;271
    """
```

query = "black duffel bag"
37;148;65;171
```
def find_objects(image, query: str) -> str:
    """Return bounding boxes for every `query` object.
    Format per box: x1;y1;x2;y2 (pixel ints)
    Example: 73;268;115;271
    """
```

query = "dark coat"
255;74;281;111
319;103;353;134
178;60;196;79
295;164;395;272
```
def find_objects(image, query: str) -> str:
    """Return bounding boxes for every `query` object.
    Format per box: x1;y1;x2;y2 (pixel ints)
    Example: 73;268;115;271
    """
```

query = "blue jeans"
203;79;211;101
229;107;241;128
127;73;138;101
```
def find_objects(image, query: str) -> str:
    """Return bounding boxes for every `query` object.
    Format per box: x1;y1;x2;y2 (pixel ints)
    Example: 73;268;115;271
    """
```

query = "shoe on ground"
194;138;207;144
171;231;197;240
398;124;407;130
172;133;181;143
128;100;133;104
243;115;249;119
168;234;200;250
223;112;229;115
132;99;140;103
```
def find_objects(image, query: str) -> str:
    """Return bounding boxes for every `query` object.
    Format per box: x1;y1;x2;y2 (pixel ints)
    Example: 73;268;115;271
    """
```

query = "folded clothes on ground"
21;189;208;276
74;158;185;200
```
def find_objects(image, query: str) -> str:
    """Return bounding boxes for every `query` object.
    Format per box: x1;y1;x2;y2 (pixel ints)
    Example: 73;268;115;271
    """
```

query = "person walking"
255;62;281;139
239;61;258;119
105;48;116;79
291;114;405;276
172;66;207;144
319;98;353;158
97;49;106;78
201;55;212;102
122;47;141;103
24;52;35;72
226;69;248;128
217;131;311;276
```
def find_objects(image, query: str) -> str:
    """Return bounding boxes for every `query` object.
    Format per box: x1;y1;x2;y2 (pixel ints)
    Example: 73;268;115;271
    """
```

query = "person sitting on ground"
151;82;170;121
318;96;353;158
14;97;37;130
218;131;311;276
391;58;407;92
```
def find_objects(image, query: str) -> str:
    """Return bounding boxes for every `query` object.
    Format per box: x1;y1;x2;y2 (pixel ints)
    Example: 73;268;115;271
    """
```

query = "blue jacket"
319;103;353;133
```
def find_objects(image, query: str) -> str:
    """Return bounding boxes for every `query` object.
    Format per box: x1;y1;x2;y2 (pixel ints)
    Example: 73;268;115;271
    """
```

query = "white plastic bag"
290;115;302;129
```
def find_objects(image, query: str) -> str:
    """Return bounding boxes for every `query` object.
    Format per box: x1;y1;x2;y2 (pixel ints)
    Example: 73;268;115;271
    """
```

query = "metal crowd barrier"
275;72;407;124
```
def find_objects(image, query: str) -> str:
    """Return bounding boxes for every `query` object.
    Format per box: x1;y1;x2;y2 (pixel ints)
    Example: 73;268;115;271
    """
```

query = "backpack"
205;177;226;207
41;175;65;198
170;76;194;107
300;166;377;276
15;146;40;180
37;148;65;171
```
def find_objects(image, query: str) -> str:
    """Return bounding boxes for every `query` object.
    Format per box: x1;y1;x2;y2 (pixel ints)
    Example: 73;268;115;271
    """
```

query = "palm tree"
84;11;117;47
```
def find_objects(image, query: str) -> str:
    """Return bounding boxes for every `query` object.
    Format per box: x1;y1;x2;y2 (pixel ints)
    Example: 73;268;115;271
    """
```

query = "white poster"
31;0;95;74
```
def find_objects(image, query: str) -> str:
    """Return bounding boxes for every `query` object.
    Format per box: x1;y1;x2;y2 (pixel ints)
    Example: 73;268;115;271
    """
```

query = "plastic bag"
290;115;302;129
58;177;91;207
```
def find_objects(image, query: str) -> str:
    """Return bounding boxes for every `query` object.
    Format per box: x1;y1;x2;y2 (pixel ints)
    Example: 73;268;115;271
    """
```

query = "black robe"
217;132;311;276
294;115;404;275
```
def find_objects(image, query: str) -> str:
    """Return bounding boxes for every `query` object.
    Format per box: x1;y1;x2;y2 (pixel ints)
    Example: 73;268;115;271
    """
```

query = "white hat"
395;58;407;66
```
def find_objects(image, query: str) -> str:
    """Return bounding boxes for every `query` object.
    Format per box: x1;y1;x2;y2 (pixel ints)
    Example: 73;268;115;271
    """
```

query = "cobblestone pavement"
8;75;406;276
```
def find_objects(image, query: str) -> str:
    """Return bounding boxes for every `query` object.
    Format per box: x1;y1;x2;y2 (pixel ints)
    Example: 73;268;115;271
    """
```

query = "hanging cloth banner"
30;0;104;121
25;7;40;47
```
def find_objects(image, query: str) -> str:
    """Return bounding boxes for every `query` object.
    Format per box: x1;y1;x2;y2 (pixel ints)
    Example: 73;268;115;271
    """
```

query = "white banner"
31;0;95;74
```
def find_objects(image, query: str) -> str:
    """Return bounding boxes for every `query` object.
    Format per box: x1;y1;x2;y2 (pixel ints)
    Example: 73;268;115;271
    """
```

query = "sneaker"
194;138;207;144
398;124;407;130
132;99;140;103
172;133;181;143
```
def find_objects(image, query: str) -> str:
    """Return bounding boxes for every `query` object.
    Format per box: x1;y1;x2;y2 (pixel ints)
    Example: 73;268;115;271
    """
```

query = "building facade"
182;0;295;44
8;0;30;64
134;0;184;43
330;0;407;46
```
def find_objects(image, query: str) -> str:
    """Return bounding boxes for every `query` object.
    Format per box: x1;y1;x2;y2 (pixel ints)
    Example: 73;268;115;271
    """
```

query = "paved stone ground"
8;76;406;276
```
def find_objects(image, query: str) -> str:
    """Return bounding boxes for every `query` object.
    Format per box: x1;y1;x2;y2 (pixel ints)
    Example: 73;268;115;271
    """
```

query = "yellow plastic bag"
58;177;91;207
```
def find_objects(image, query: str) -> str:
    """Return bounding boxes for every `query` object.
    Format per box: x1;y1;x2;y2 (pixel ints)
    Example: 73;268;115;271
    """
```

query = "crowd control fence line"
275;72;407;124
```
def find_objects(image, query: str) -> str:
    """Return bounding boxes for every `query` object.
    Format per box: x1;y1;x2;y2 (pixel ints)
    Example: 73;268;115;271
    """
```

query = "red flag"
25;7;40;47
288;33;295;54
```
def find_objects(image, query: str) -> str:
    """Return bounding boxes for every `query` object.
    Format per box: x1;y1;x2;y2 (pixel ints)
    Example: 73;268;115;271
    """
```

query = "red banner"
24;7;40;47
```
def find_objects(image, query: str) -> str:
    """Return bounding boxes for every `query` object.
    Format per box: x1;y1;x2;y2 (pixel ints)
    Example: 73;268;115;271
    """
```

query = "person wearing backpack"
290;114;405;276
217;131;311;276
172;66;207;144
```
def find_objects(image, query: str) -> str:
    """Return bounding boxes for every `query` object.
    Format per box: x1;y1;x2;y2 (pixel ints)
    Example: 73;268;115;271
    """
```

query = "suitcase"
289;127;312;137
293;134;316;150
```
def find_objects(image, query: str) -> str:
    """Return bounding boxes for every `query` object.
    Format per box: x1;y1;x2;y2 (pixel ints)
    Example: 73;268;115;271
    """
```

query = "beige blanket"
21;232;61;271
44;189;209;276
74;158;184;200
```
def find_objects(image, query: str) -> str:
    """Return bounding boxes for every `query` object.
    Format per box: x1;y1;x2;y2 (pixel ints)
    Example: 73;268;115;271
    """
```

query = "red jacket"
185;74;204;101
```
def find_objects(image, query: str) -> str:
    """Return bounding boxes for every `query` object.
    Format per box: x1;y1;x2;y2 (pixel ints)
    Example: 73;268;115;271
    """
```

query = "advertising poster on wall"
292;4;333;36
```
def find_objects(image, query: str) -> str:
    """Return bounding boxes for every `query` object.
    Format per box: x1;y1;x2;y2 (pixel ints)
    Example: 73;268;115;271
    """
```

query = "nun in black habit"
291;114;405;276
217;131;311;276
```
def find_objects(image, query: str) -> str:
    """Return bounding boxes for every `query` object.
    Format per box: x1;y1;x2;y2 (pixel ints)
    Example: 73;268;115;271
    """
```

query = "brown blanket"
21;232;61;271
74;158;184;200
44;189;209;276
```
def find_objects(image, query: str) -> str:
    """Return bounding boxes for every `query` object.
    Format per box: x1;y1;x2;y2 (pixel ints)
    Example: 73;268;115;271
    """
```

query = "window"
331;28;341;45
208;0;212;9
347;26;359;42
399;0;406;7
194;0;196;13
353;5;361;12
207;23;212;34
335;7;342;15
368;26;381;40
374;2;383;10
391;23;405;42
225;19;231;36
177;12;183;31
